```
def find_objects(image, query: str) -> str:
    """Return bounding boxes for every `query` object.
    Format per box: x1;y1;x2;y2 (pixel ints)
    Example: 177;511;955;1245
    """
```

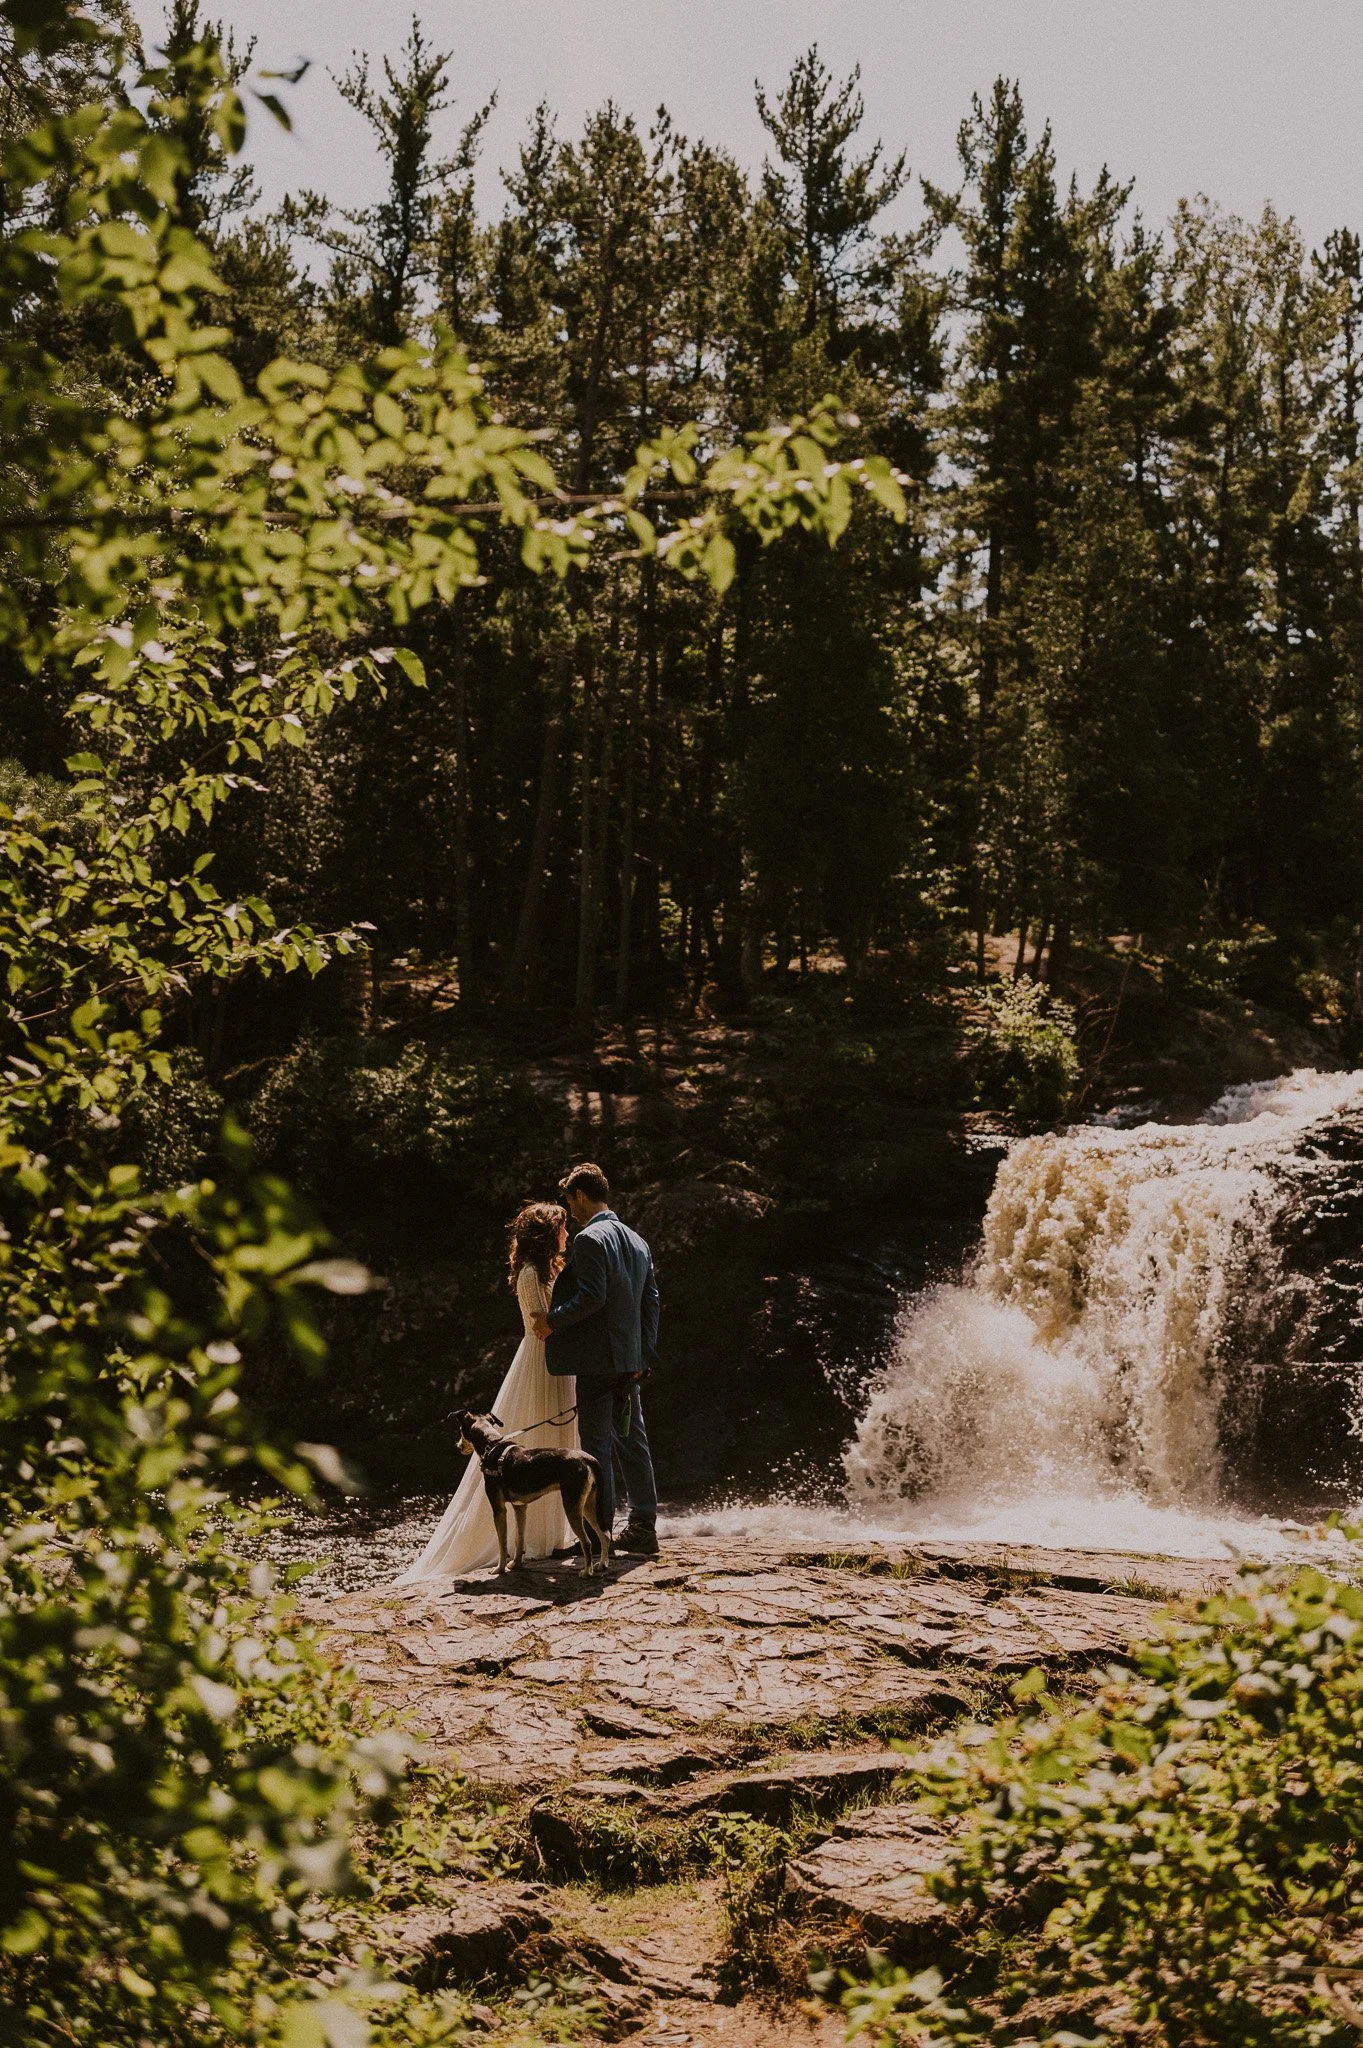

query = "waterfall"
844;1069;1363;1541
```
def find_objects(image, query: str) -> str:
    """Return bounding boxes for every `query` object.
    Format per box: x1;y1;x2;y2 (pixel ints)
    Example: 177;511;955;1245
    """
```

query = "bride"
395;1201;577;1582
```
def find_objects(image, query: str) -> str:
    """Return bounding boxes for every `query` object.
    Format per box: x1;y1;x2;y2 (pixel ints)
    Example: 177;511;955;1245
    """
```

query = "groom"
534;1161;660;1556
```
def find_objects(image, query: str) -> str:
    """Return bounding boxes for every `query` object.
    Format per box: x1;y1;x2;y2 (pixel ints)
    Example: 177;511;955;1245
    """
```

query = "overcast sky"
130;2;1363;254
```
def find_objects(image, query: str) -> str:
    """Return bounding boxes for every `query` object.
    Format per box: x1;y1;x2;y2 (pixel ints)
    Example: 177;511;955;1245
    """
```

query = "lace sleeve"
516;1263;547;1333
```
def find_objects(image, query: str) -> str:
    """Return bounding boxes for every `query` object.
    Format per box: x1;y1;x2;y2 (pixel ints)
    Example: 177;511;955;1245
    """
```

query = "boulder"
631;1179;772;1257
379;1880;553;1987
583;1932;720;2001
662;1748;912;1819
786;1805;955;1949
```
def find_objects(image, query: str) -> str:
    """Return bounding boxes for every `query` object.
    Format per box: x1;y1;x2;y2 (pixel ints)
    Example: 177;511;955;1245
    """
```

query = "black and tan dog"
456;1411;611;1574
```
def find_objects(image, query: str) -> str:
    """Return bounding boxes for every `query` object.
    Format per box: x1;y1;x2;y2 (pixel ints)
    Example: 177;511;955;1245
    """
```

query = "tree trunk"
574;589;622;1035
641;608;664;984
450;602;477;1008
502;645;572;1003
571;635;597;1031
504;238;618;1009
614;622;644;1013
1012;918;1030;981
740;876;766;997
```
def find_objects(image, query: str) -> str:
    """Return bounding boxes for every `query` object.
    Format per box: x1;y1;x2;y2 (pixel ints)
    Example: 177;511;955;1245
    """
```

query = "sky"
130;1;1363;254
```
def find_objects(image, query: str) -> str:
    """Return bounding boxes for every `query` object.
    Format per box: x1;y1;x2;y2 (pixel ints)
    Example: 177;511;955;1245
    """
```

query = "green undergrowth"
727;1700;963;1760
820;1550;1363;2046
281;1764;608;2046
1102;1571;1177;1603
816;1551;927;1580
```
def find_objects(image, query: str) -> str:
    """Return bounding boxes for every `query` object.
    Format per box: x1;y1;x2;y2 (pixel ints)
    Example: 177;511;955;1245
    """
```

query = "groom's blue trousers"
576;1378;657;1532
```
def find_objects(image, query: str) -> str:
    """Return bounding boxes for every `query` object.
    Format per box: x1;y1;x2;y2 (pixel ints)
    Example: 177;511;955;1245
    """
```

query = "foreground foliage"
832;1548;1363;2047
0;5;902;2040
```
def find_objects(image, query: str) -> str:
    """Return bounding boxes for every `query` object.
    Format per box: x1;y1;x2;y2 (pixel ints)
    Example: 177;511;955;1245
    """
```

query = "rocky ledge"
306;1534;1224;2022
307;1538;1217;1790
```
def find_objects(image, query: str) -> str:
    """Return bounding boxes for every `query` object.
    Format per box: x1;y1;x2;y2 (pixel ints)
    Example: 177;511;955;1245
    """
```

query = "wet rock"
399;1626;536;1672
910;1542;1220;1602
379;1880;553;1987
850;1580;1158;1672
785;1806;955;1947
426;1692;583;1787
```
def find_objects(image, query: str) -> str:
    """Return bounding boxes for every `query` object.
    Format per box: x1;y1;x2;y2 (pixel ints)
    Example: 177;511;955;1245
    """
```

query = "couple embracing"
396;1163;660;1581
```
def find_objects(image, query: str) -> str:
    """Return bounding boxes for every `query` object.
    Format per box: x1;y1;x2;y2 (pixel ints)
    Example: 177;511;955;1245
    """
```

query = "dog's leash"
498;1404;579;1439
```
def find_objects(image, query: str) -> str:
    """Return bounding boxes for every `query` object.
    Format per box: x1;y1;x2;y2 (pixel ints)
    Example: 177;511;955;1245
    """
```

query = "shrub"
0;13;901;2041
972;979;1079;1122
121;1048;227;1186
832;1548;1363;2046
244;1032;544;1205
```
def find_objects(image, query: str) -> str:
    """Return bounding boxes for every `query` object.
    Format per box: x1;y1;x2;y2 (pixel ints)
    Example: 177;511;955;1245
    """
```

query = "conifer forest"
17;7;1363;1043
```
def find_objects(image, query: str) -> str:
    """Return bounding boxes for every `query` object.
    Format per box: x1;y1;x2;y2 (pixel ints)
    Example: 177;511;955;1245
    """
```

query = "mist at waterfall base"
676;1068;1363;1562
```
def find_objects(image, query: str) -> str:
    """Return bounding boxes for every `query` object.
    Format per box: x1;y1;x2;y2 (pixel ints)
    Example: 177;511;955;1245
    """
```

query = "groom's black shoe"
615;1521;660;1555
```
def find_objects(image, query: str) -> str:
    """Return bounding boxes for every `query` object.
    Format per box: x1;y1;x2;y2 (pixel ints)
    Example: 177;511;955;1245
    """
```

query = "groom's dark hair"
560;1161;610;1202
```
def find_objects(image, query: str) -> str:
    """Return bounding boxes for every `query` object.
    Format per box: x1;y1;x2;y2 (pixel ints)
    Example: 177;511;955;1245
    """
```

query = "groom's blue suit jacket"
545;1208;659;1387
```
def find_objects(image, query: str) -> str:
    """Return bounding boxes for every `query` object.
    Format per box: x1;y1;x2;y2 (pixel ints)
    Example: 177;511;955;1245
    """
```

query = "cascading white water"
837;1068;1363;1554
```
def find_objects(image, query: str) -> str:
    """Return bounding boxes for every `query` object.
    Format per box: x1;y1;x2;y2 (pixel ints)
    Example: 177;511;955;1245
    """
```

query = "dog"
456;1410;611;1575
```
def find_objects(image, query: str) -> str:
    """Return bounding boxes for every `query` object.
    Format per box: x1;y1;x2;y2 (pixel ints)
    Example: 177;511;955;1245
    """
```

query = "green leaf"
189;1675;239;1722
296;1441;367;1493
0;1908;48;1956
702;532;736;595
137;133;182;207
213;86;247;155
137;1444;184;1490
372;392;406;439
281;2000;370;2048
253;90;293;132
293;1258;374;1295
390;647;425;687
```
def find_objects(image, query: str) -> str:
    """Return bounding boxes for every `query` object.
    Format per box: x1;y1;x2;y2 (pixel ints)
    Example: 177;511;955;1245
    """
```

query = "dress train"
394;1264;576;1581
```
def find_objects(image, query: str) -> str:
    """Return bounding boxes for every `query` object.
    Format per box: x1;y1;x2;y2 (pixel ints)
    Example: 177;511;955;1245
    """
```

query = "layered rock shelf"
305;1536;1228;2038
310;1539;1213;1790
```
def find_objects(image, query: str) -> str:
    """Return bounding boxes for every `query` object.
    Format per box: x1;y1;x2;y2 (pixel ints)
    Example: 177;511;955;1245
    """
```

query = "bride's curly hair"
508;1201;566;1290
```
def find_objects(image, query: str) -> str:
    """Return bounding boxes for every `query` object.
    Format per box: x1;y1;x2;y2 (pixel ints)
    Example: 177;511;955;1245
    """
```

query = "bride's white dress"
394;1265;577;1581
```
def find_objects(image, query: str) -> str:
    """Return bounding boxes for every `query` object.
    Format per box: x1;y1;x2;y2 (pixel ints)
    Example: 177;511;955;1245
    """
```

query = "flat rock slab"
308;1536;1186;1791
785;1805;956;1945
378;1880;552;1986
596;1932;720;2001
661;1747;917;1819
